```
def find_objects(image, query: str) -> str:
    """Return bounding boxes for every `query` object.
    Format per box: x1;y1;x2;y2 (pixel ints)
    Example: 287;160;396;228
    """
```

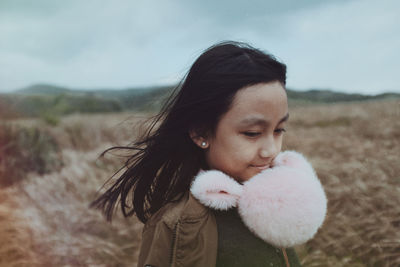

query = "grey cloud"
0;0;399;93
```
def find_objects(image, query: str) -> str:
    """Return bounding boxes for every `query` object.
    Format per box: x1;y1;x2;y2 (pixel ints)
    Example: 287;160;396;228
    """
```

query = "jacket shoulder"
145;192;210;230
139;192;217;267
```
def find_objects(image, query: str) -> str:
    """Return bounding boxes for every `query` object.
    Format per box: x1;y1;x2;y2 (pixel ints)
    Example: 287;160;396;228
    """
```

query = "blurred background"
0;0;399;266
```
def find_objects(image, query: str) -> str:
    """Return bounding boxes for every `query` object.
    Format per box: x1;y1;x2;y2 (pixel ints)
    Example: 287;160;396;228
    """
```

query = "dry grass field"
0;99;399;266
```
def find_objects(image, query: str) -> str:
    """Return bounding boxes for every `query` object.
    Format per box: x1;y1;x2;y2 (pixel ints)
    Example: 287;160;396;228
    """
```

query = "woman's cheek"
232;140;256;164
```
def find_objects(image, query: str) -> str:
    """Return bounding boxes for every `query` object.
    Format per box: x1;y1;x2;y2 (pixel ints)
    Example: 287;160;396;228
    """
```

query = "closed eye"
243;132;261;137
274;128;286;134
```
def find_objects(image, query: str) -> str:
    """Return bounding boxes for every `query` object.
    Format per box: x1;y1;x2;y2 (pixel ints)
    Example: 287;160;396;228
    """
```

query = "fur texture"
190;170;243;210
190;151;327;248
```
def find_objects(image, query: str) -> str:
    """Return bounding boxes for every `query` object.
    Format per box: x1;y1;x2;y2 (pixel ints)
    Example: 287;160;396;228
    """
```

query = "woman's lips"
251;164;270;170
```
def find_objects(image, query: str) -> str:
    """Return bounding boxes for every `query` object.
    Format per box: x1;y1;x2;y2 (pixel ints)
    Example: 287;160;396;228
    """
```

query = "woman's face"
204;81;288;182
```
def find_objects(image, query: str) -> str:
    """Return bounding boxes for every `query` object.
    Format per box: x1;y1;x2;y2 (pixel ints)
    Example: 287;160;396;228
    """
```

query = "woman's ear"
189;130;209;149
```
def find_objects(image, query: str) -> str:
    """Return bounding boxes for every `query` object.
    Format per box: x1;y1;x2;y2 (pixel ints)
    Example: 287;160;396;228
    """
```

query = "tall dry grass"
0;190;42;266
0;113;148;266
285;100;400;266
0;100;399;266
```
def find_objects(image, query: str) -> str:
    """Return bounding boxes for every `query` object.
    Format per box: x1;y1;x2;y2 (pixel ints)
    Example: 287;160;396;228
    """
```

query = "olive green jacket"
137;192;299;267
137;192;217;267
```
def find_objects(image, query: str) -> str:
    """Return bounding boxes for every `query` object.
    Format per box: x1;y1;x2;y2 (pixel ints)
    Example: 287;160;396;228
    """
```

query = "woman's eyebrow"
280;113;289;124
238;113;289;127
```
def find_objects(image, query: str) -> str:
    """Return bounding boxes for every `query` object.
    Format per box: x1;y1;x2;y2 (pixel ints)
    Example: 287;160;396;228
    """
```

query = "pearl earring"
201;141;207;147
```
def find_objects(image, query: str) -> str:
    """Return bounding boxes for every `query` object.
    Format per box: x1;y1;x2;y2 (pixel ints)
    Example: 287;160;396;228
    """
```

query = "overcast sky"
1;0;399;94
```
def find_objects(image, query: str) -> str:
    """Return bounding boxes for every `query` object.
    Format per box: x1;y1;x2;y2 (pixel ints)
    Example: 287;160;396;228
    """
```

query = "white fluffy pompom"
190;170;243;210
273;150;315;174
238;152;327;248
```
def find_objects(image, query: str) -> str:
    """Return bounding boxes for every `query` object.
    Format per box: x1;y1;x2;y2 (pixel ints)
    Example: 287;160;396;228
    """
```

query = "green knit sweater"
215;209;302;267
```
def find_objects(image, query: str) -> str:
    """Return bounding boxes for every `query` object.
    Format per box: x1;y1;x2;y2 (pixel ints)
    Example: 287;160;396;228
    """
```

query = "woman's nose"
259;138;278;159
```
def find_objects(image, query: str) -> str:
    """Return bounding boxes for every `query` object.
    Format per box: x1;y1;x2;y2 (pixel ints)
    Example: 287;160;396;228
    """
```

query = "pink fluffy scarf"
190;150;327;248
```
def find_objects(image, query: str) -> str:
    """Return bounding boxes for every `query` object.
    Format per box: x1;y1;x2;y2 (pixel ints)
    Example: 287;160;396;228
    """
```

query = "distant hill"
0;83;398;120
0;84;175;119
286;89;399;103
16;83;161;99
16;84;74;96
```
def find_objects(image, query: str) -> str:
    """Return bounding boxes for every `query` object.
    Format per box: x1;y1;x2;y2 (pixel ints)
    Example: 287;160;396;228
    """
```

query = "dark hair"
91;41;286;223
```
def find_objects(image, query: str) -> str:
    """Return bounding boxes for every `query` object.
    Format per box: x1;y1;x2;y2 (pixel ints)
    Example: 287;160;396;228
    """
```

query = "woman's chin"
236;168;268;182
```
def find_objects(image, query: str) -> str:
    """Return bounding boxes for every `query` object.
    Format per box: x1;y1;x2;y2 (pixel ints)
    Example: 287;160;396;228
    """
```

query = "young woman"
91;41;327;267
